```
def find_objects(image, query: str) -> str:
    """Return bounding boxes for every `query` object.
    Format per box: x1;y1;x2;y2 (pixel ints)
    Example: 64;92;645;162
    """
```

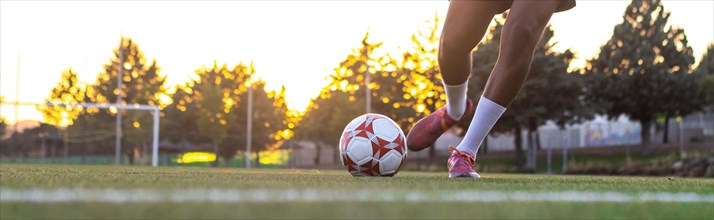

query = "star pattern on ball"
339;114;406;177
359;160;381;176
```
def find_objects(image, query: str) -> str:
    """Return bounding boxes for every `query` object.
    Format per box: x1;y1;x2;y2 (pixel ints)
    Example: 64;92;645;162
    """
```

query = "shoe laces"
449;146;475;164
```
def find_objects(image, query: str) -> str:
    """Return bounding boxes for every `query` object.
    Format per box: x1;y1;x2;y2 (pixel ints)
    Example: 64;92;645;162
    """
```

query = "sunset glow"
1;1;712;124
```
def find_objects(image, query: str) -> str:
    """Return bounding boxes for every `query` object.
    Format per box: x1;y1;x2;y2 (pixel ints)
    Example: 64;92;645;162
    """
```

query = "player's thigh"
440;0;508;54
498;0;560;60
503;0;560;40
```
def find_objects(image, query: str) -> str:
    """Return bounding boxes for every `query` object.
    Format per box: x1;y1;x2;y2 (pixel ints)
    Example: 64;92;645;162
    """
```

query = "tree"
584;0;698;150
658;32;703;143
329;33;383;112
0;115;7;155
470;14;584;169
91;37;168;164
39;69;85;127
295;88;362;165
399;13;445;126
162;84;203;145
162;60;290;167
191;62;247;166
694;44;714;112
65;85;116;157
0;117;5;140
196;82;234;166
39;68;90;161
227;79;290;167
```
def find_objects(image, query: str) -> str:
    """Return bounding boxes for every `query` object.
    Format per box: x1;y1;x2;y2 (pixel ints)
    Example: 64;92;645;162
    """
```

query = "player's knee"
438;39;471;62
503;20;543;49
497;21;543;66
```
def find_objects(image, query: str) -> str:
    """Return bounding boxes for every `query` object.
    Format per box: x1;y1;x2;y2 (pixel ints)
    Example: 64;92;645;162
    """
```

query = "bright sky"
1;1;712;124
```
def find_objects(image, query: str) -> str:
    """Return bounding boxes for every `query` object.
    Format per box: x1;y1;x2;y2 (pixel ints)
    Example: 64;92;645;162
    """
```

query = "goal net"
0;101;159;167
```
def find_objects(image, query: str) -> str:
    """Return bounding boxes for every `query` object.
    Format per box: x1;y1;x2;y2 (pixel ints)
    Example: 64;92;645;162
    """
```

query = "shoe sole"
448;172;481;178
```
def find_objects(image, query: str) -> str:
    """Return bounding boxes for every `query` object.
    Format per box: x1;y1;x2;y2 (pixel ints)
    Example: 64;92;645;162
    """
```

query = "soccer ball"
339;113;407;176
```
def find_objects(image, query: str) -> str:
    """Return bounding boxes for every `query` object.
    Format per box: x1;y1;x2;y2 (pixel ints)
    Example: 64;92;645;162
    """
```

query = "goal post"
1;101;160;167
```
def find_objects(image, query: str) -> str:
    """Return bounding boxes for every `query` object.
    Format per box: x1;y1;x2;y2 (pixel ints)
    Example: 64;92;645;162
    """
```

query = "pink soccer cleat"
447;146;480;178
406;99;474;152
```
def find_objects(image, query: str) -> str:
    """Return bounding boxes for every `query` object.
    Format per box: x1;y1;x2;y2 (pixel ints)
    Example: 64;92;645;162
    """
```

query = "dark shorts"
555;0;577;12
490;0;576;14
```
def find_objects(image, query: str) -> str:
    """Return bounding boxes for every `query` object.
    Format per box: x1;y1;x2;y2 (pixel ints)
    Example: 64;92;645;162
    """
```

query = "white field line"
1;188;712;203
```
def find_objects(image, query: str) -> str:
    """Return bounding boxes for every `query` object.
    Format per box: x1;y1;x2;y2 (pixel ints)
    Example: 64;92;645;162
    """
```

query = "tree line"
2;38;292;167
1;0;711;169
295;0;711;168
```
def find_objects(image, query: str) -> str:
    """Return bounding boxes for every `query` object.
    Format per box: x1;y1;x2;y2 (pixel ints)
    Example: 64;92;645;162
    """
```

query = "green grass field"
1;164;712;219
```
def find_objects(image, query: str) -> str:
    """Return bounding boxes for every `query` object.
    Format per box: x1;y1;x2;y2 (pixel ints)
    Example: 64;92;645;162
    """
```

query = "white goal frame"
1;101;160;167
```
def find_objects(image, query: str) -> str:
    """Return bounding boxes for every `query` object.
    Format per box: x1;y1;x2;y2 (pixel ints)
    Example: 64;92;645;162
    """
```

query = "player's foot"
447;146;480;178
406;99;474;151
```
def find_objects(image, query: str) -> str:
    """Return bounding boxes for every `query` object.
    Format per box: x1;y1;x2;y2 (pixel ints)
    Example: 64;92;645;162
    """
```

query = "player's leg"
454;1;561;168
406;0;505;152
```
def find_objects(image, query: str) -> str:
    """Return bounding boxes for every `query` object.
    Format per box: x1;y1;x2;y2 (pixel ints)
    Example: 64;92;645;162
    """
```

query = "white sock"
456;96;506;156
444;81;468;119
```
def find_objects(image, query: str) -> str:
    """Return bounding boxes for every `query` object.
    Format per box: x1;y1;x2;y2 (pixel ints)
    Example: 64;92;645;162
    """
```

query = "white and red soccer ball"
339;114;407;176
